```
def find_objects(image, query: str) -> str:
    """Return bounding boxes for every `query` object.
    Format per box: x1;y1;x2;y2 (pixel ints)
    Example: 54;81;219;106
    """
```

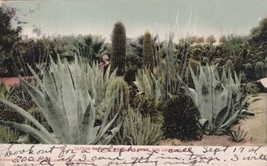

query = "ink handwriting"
0;145;266;166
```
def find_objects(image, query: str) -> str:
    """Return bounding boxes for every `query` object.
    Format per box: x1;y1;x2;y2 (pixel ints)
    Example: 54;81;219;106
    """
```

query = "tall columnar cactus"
143;31;154;68
111;22;126;76
244;63;254;81
255;61;266;80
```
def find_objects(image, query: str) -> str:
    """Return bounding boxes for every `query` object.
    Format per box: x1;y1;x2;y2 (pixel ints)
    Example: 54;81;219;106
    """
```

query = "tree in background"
206;35;216;44
249;17;267;46
0;6;21;58
0;5;22;76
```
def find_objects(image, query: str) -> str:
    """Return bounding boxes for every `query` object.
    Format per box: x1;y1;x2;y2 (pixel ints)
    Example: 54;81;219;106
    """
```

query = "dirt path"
231;93;267;145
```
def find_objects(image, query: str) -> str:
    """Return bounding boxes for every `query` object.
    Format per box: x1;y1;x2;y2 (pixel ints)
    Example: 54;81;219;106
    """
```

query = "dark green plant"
0;5;21;59
143;31;154;68
244;63;254;81
255;61;266;80
162;94;202;141
111;22;126;76
229;126;247;143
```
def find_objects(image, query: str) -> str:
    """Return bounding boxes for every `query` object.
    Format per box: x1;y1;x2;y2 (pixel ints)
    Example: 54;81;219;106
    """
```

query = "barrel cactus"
255;61;266;80
111;22;126;76
244;63;254;81
105;77;129;111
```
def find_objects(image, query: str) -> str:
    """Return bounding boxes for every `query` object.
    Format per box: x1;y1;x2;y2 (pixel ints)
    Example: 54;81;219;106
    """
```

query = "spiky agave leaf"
179;64;245;134
0;55;122;144
0;97;55;143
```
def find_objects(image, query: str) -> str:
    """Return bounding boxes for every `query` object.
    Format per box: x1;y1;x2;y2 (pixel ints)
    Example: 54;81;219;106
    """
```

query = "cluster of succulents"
0;21;264;145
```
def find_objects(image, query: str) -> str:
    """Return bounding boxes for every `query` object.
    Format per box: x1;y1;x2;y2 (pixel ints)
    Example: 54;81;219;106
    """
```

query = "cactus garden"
0;1;267;146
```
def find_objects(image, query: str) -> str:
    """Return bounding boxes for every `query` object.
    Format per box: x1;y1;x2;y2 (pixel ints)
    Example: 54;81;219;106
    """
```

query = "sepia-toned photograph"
0;0;267;149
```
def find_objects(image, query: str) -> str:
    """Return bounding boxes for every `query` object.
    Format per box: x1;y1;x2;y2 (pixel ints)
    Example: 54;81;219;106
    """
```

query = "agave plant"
113;109;163;145
178;64;248;134
132;68;163;123
0;56;122;144
133;68;162;106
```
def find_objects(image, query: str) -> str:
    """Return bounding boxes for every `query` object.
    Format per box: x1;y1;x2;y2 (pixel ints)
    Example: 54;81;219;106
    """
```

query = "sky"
2;0;267;41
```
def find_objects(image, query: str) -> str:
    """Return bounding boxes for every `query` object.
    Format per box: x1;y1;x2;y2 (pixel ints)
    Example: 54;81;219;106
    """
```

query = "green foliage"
0;6;21;58
134;68;162;106
0;125;19;143
54;35;107;62
229;126;247;143
113;109;163;145
249;17;267;46
0;56;122;144
143;31;154;68
178;64;247;135
244;63;254;81
245;82;260;94
133;68;163;122
0;81;14;100
255;61;266;80
112;22;126;75
162;94;202;141
206;35;216;44
154;34;189;101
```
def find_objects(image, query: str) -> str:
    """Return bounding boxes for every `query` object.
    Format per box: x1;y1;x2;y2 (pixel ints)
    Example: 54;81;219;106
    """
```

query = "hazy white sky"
3;0;267;40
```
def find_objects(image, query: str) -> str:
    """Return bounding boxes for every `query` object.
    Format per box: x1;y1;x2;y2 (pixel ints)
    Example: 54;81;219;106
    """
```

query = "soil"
160;93;267;146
